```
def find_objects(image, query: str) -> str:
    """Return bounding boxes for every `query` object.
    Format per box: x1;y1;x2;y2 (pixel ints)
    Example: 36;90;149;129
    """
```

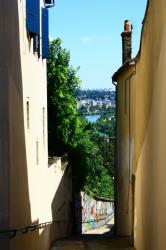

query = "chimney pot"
124;20;131;32
121;20;132;64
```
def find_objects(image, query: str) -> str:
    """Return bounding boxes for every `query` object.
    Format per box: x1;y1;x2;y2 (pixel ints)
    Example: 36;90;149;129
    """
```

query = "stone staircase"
50;237;135;250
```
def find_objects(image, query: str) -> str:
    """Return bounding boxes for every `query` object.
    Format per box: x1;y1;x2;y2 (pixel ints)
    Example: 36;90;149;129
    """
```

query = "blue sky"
49;0;147;89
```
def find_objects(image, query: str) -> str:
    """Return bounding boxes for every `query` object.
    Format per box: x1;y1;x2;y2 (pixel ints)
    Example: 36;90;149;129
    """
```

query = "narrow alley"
50;220;135;250
3;1;166;250
51;237;135;250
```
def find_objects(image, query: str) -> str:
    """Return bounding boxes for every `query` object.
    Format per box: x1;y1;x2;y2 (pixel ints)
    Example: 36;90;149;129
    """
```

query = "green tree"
47;38;81;156
69;129;113;198
47;38;113;199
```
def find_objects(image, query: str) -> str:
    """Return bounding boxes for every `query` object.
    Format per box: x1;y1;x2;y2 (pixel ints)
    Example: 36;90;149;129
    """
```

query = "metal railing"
0;219;68;239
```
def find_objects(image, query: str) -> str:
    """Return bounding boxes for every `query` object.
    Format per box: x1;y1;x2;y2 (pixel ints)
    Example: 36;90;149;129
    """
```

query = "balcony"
45;0;55;8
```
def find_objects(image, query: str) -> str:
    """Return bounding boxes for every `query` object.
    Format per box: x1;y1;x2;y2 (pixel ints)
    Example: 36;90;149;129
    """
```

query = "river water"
85;114;101;123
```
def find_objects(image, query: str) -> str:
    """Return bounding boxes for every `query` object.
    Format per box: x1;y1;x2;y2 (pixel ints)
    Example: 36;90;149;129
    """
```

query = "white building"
0;1;72;250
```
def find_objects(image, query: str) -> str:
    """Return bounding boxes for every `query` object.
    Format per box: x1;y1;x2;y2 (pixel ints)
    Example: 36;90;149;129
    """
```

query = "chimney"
121;20;132;64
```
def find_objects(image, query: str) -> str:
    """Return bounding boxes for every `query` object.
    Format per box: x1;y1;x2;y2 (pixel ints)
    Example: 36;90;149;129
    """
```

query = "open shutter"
45;0;55;7
45;0;53;4
42;8;49;59
26;0;40;35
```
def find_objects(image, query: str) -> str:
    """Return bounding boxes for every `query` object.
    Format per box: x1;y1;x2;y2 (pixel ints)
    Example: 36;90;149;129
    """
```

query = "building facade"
0;1;72;250
113;0;166;249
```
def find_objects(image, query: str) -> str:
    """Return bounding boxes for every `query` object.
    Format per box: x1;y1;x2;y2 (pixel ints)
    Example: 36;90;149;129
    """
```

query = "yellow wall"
134;0;166;249
116;66;135;236
116;0;166;249
11;158;72;250
0;1;72;250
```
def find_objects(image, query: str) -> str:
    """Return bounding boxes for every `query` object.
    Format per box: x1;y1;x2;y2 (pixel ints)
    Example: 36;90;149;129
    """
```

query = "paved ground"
51;237;135;250
51;220;135;250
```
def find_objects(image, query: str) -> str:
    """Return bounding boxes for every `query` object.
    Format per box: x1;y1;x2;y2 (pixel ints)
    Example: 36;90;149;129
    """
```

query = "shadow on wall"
9;159;73;250
0;1;73;249
0;1;32;250
74;192;82;235
50;163;73;244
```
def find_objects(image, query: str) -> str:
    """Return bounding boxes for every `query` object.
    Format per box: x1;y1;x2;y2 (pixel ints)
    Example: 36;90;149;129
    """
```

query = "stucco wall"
115;0;166;249
0;1;27;249
116;66;135;237
134;0;166;249
0;1;72;250
10;157;72;250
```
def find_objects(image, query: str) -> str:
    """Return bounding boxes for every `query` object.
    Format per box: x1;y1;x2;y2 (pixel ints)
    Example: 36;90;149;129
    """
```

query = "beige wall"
10;158;72;250
116;66;135;237
116;0;166;249
0;1;72;250
0;1;25;249
134;0;166;249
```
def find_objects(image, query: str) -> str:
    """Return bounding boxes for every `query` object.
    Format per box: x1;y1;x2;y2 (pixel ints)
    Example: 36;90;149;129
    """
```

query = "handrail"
0;219;69;239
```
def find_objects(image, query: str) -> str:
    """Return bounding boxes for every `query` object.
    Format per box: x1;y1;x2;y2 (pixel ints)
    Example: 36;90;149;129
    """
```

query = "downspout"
112;61;136;240
112;79;117;236
124;63;136;246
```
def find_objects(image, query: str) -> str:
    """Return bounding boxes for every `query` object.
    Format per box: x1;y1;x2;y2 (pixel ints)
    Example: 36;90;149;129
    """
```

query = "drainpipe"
124;64;136;246
112;62;136;239
112;79;117;236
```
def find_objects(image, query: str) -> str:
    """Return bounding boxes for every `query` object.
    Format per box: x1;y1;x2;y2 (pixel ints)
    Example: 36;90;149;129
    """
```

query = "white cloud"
98;35;111;41
81;35;111;44
81;37;94;43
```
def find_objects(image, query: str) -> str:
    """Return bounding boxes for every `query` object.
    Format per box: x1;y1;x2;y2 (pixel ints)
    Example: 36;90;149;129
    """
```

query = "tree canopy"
47;38;114;199
47;38;81;155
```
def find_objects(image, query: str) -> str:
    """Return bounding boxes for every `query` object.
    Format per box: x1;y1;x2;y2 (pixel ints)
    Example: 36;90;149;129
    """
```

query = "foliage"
91;133;115;178
47;38;114;199
69;127;114;199
95;112;116;137
47;38;81;156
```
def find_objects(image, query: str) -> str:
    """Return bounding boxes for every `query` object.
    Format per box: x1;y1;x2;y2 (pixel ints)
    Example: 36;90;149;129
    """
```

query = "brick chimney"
121;20;132;64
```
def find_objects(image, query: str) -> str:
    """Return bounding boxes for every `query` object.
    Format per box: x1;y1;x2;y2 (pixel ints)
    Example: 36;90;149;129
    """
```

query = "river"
85;114;101;123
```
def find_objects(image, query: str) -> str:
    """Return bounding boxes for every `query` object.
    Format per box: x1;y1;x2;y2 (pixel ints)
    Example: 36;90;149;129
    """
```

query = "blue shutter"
26;0;40;35
42;8;49;59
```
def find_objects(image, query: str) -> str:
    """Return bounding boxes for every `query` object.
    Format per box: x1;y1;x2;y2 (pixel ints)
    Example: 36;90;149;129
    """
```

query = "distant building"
91;100;97;106
106;101;112;107
96;101;103;107
110;100;116;108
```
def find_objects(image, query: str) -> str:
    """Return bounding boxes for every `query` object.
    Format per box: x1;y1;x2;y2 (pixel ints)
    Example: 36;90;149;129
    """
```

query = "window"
26;0;40;35
42;8;49;59
36;140;39;165
33;35;40;56
26;100;30;129
43;107;45;144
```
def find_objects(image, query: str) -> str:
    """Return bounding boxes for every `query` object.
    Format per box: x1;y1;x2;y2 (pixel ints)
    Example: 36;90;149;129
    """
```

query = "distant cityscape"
76;89;116;114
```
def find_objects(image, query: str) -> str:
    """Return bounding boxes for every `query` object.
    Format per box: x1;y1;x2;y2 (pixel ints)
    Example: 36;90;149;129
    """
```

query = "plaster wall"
0;1;72;250
133;0;166;249
116;66;135;236
0;1;26;249
116;0;166;249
